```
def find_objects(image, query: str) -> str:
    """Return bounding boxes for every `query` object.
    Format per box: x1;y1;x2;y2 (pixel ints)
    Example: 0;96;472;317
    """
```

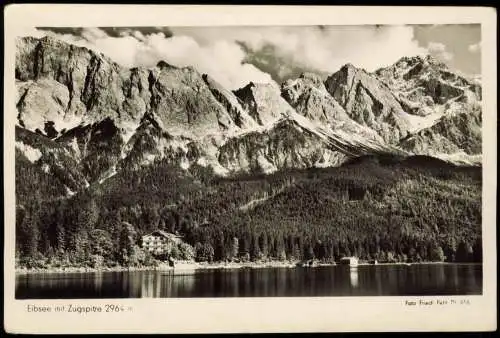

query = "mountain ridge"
14;35;482;198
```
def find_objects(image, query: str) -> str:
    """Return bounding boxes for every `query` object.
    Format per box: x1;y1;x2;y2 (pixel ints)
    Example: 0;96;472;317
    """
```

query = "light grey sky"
413;24;481;75
25;24;481;90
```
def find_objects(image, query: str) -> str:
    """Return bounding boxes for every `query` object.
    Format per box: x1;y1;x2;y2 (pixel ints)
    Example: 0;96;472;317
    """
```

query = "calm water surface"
16;264;482;299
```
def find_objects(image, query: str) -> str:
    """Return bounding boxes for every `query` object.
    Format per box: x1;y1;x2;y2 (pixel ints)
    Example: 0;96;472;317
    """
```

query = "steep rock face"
16;36;130;132
285;111;404;158
282;72;347;124
148;63;237;138
218;119;349;174
202;74;258;130
121;67;152;121
14;37;242;181
56;118;124;182
117;111;233;176
15;36;245;140
16;79;72;135
234;82;294;125
119;112;195;171
374;55;482;165
15;126;89;195
217;110;400;175
399;107;482;156
281;73;384;143
375;55;481;116
324;64;413;143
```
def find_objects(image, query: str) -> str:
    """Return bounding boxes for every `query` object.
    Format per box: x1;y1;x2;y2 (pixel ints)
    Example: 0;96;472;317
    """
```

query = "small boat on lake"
339;256;359;267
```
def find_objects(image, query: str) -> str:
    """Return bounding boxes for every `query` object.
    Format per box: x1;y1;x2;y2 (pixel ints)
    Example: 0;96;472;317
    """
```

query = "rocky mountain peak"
375;53;481;118
282;73;327;101
423;54;449;67
234;81;292;125
340;62;358;71
298;72;325;87
16;35;130;137
324;61;415;143
202;73;258;129
376;54;450;83
281;72;349;127
156;60;177;69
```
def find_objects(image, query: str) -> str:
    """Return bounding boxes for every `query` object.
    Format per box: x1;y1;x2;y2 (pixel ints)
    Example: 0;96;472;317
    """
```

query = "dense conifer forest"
15;153;482;269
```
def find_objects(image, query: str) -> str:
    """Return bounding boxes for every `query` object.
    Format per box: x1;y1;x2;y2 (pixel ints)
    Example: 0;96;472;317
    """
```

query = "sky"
20;25;481;90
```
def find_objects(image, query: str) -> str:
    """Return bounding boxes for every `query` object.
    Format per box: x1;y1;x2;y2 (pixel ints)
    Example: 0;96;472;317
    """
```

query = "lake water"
16;264;482;299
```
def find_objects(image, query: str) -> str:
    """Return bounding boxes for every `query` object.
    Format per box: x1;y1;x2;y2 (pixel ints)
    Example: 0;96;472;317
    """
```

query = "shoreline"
15;260;482;275
15;261;301;275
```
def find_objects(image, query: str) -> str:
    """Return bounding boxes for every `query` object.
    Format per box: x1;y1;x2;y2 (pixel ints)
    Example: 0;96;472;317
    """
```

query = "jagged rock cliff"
14;36;482;197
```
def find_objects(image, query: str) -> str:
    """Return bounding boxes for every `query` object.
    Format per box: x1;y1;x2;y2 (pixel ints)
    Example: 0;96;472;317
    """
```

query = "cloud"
29;27;274;90
237;42;330;84
26;25;431;89
133;33;275;89
468;42;481;53
427;41;446;52
98;27;174;38
38;27;84;36
171;25;428;80
427;41;454;61
22;27;142;68
15;26;47;38
439;52;453;61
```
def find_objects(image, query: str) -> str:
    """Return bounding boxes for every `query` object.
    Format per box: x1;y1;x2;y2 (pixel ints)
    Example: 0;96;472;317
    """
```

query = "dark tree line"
15;155;483;268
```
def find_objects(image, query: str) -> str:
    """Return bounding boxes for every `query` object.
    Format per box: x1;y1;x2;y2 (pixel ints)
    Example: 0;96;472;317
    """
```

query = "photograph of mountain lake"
14;23;483;298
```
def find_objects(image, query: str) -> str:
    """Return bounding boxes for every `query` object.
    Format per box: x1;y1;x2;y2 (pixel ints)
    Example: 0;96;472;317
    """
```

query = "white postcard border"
3;5;497;333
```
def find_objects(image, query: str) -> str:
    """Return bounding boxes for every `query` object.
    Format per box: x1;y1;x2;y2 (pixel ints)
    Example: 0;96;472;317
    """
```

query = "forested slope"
16;155;482;268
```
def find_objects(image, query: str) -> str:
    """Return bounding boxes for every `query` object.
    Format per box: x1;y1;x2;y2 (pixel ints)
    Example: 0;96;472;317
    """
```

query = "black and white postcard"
3;4;497;333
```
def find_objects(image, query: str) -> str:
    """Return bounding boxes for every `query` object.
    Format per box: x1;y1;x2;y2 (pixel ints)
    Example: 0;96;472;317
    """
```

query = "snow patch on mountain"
256;154;278;174
402;111;444;133
120;120;141;145
65;186;76;197
41;163;50;173
68;137;81;160
99;165;118;184
15;141;42;163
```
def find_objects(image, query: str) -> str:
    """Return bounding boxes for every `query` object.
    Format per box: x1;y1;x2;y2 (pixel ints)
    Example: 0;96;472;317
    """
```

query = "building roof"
144;230;183;240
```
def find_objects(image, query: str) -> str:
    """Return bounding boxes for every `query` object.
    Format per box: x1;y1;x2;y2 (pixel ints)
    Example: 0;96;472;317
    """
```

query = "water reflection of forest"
15;264;482;299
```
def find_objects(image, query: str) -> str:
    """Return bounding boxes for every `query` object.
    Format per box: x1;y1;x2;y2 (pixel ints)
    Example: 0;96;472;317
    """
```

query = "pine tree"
214;230;225;261
259;232;269;260
250;234;261;261
230;237;239;261
119;222;138;266
55;208;66;252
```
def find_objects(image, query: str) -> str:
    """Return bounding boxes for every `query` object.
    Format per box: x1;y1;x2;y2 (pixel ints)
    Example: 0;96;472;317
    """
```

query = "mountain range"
14;36;482;199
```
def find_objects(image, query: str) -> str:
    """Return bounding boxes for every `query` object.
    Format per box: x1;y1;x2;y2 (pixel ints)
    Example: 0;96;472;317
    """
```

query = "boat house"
339;256;359;267
141;230;183;255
